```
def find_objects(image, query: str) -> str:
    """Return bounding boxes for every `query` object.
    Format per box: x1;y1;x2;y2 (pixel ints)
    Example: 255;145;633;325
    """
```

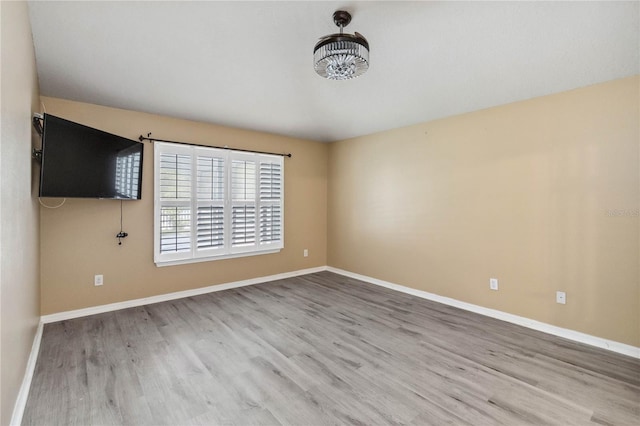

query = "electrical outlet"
489;278;498;290
94;274;103;286
556;291;566;304
303;249;309;257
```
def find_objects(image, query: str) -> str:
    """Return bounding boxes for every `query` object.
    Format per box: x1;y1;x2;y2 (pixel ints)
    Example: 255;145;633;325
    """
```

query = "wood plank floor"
23;272;640;425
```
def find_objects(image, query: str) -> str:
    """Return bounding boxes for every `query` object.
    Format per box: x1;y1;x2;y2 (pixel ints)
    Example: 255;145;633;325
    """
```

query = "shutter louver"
231;160;256;201
197;206;224;249
160;153;191;199
259;162;282;200
260;205;281;243
197;156;224;201
232;206;256;247
160;206;191;253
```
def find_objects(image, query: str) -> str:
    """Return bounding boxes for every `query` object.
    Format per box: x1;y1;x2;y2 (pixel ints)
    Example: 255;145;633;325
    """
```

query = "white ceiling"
28;1;639;142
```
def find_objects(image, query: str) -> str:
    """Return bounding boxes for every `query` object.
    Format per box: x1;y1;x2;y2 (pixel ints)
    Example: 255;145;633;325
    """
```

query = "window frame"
154;142;284;267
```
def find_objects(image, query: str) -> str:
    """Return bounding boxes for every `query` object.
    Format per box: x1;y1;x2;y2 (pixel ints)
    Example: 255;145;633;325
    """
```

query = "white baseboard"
41;266;327;324
10;321;44;426
327;267;640;359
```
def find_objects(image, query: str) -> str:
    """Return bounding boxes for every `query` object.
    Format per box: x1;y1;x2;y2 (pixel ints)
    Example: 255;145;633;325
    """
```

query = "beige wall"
328;76;640;347
39;97;327;315
0;1;42;424
35;77;640;349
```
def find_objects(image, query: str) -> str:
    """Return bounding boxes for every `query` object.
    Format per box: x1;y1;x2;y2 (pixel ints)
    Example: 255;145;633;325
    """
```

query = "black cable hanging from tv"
138;133;292;158
116;200;128;245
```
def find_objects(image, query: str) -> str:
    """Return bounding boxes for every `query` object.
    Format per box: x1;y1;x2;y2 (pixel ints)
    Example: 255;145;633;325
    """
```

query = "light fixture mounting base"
333;10;352;28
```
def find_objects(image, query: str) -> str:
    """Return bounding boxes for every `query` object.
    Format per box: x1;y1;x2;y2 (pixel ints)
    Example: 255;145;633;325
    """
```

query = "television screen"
39;114;143;199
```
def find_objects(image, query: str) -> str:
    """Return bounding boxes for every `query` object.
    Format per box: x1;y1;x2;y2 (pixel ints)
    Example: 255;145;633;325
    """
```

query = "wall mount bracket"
32;114;44;135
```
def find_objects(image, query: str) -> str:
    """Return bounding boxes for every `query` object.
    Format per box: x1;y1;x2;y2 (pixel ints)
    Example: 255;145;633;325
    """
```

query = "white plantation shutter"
230;156;257;251
154;142;284;265
195;152;225;254
157;149;192;260
259;160;283;247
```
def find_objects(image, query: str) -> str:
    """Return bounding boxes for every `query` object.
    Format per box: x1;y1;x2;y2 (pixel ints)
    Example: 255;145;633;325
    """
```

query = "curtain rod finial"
139;133;152;142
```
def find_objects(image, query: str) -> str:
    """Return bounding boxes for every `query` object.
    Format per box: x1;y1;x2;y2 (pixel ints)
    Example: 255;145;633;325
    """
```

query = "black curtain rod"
138;134;292;158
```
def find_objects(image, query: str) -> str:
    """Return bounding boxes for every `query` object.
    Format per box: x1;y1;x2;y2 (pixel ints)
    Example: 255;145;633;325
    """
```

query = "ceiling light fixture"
314;10;369;80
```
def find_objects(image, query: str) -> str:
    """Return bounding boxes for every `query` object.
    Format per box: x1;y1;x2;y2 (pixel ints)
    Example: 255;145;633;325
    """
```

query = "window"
154;142;283;266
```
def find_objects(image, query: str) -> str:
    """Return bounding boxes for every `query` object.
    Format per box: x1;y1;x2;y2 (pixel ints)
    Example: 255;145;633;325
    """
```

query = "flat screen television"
39;114;143;199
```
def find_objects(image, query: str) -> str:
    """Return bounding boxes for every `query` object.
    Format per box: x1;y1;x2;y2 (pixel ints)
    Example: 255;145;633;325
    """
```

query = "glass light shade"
314;39;369;80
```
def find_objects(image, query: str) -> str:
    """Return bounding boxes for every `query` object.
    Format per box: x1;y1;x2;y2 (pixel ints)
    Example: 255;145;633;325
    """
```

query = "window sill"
155;248;282;267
